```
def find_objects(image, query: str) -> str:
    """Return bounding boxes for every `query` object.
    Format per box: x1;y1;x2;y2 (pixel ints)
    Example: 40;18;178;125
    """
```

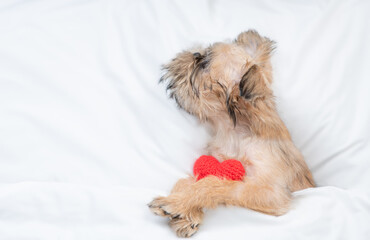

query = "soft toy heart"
193;155;245;181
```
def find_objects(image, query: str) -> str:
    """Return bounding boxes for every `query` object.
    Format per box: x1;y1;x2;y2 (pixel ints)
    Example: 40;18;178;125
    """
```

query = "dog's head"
160;30;275;126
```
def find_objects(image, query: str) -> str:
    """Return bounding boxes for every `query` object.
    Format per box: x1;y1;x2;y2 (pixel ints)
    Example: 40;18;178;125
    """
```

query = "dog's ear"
226;65;269;125
236;30;275;103
239;64;268;103
235;30;275;66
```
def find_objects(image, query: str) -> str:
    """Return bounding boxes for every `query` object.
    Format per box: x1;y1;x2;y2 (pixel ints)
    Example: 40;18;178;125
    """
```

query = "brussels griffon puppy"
148;30;315;237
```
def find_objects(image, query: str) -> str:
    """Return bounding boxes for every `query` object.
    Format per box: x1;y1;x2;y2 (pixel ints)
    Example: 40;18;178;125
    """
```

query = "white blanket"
0;0;369;239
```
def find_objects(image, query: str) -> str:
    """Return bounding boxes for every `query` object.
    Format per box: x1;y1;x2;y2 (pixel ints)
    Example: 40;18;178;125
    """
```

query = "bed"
0;0;369;239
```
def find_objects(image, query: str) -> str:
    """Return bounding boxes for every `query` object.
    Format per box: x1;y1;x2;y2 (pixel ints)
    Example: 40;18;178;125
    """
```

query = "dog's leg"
148;175;291;237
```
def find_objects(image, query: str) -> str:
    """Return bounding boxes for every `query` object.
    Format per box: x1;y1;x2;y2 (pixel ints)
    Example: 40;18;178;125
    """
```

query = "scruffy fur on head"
149;30;314;238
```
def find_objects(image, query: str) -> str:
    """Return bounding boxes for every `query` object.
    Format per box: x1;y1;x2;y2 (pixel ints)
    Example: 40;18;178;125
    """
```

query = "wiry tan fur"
148;30;315;238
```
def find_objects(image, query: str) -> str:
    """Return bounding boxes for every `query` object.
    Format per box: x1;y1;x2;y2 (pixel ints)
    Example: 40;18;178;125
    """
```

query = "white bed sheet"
0;0;369;239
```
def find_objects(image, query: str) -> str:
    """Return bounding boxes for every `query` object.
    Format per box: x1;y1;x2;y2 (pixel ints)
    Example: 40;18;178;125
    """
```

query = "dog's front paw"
148;196;203;237
148;196;178;217
169;209;202;238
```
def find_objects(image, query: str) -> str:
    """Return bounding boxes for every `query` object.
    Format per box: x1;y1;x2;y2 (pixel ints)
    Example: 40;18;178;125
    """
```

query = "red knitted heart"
193;155;245;181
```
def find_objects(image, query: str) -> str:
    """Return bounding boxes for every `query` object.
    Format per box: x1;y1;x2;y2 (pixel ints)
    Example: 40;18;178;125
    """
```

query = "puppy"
148;30;315;237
